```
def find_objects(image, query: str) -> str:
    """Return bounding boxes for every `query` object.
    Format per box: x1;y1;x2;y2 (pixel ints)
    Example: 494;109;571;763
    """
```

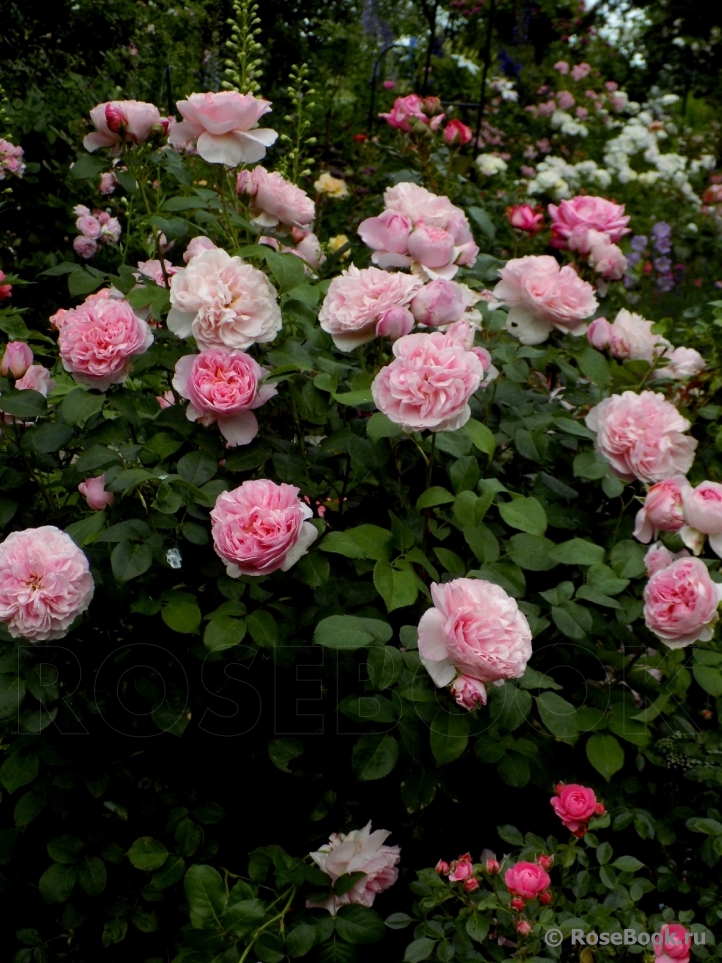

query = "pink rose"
76;213;101;239
493;255;598;345
290;230;325;270
0;139;26;180
504;862;551;900
644;542;689;577
550;783;604;836
73;236;99;259
508;204;544;234
601;309;670;363
409;279;480;327
58;295;153;391
15;365;55;396
172;349;276;447
554;61;570;74
0;270;12;301
1;342;33;379
318;265;421;351
379;94;428;132
136;259;178;288
374;306;415;341
448;854;474;882
168;247;281;351
557;90;576;110
307;822;400;916
656;346;705;381
83;100;164;154
585;391;697;483
78;474;115;511
450;675;487;710
357;209;413;267
655;924;691;963
444;119;473;145
99;172;117;194
549;195;630;247
168;91;278;166
236;165;315;231
418;577;532;689
211;479;317;577
157;390;175;409
682;481;722;557
586;232;627;281
407;223;456;270
644;556;722;647
0;526;94;641
633;476;689;543
571;63;591;81
587;317;613;350
183;236;217;263
371;332;483;433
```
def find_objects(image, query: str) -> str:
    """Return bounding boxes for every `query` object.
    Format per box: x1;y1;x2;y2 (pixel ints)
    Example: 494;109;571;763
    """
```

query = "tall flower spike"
222;0;264;95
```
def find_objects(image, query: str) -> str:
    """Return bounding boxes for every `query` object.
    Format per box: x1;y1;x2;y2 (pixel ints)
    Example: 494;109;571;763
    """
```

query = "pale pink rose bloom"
557;90;575;110
585;232;627;281
0;526;94;641
576;106;589;120
655;924;691;963
136;259;178;287
450;675;487;710
471;345;500;386
168;247;281;351
157;390;175;409
99;172;117;194
493;255;598;345
407;223;456;270
633;476;689;543
1;342;33;378
99;214;121;244
644;542;689;577
73;236;99;259
78;474;115;511
379;94;428;131
15;365;55;396
537;100;557;117
504;862;551;899
307;822;400;916
236;165;315;231
357;208;413;268
550;783;602;835
585;390;697;483
587;317;613;350
58;296;153;391
183;236;216;263
168;91;278;166
644;556;722;647
318;265;422;351
549;196;630;247
571;63;591;81
172;349;276;447
76;213;102;238
554;61;570;74
682;481;722;558
410;279;480;327
83;100;164;154
604;309;671;363
418;577;532;689
372;331;483;432
374;306;415;340
656;346;705;381
290;230;325;270
210;479;317;577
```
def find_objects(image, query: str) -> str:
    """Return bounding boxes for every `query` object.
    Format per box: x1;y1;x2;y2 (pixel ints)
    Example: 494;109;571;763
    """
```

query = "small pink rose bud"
587;316;613;350
539;891;552;906
451;675;487;710
382;80;396;90
444;119;473;145
375;306;415;341
507;204;544;234
510;897;526;912
78;474;115;511
594;802;606;816
156;390;175;409
435;860;450;875
183;235;217;263
1;341;33;379
537;854;554;871
485;858;500;875
516;920;533;936
463;877;480;893
99;172;116;195
104;103;128;133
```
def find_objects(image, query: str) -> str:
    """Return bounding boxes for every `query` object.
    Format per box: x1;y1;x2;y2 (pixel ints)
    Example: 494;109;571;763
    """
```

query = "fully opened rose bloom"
644;556;722;647
314;172;349;198
589;308;670;364
508;204;544;234
656;346;706;381
634;476;689;543
136;259;178;287
169;91;278;166
168;247;281;351
551;783;605;836
682;481;722;557
184;235;216;263
505;862;550;900
494;255;598;345
173;349;276;447
15;365;55;396
307;822;400;916
585;391;697;483
236;165;315;231
83;100;165;153
0;526;94;641
0;139;26;180
78;474;115;511
58;295;153;391
1;342;33;379
549;195;630;246
418;578;532;691
410;279;481;327
211;479;317;577
319;265;421;351
655;924;691;963
372;332;483;433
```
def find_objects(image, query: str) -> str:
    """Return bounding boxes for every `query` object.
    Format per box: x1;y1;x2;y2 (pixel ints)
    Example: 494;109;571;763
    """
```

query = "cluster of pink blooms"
72;204;121;259
1;342;55;397
417;577;532;709
588;309;705;380
549;196;629;289
0;138;25;180
306;822;400;916
553;61;591;81
380;94;475;147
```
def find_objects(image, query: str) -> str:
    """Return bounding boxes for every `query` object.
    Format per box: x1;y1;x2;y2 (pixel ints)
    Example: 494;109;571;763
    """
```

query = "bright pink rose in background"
656;346;706;381
307;822;400;916
172;349;276;447
0;270;12;301
551;783;604;836
418;577;532;689
380;94;443;132
571;62;592;80
682;481;722;557
58;295;153;391
211;479;317;577
504;862;551;900
1;342;33;379
409;279;480;327
15;365;55;396
183;236;216;263
236;165;315;231
168;247;281;351
83;100;164;153
444;119;473;145
319;265;421;351
516;921;533;936
76;212;101;238
0;526;94;641
448;853;474;881
556;90;575;110
585;391;697;483
634;476;689;543
644;556;722;648
494;254;598;345
549;195;630;247
554;61;570;74
507;204;544;234
78;474;115;511
655;924;691;963
0;139;26;180
450;675;487;710
169;91;278;166
371;331;483;433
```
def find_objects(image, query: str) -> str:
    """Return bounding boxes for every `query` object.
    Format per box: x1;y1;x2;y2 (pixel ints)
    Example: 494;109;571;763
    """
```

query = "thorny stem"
238;886;296;963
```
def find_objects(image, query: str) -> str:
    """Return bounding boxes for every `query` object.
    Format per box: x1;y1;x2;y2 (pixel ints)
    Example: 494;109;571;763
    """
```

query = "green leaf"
367;412;403;440
70;153;106;179
0;753;39;794
352;735;399;781
578;346;612;386
14;790;45;828
498;751;530;787
416;486;455;509
430;710;469;765
30;422;74;454
224;897;266;934
468;206;496;240
552;601;592;639
149;854;185;891
332;388;373;406
265;249;306;292
38;863;78;903
61;388;104;425
47;835;84;864
204;617;246;651
334;871;368;896
613;855;644;873
497;824;524;846
507;534;558;571
127;837;169;872
693;664;722;697
286;923;317;958
102;918;128;946
549;538;605;566
268;738;304;773
184;864;228;930
465;418;495;456
0;674;25;720
367;646;405;690
68;268;106;296
335;905;386;944
498;497;547;536
246;610;278;648
373;559;418;612
314;615;392;650
404;937;436;962
586;733;625;781
433;547;466;577
175;819;202;858
610;540;647;578
0;390;46;419
78;856;107;895
321;525;392;560
131;907;159;932
573;451;609;480
111;541;153;582
537;692;579;739
161;592;201;634
177;450;218;486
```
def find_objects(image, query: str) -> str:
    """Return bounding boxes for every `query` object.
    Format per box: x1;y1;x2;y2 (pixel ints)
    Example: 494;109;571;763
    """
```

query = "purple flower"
630;235;648;252
656;274;675;293
654;256;672;273
626;251;641;268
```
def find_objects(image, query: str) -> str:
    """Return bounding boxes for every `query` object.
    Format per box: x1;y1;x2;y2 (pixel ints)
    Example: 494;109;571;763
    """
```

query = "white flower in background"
490;77;518;102
476;154;508;176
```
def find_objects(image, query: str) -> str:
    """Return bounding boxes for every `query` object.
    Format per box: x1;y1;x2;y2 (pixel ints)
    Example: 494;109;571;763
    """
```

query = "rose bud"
537;854;554;871
485;858;500;875
435;860;450;875
510;897;526;911
507;204;544;234
539;891;552;905
463;877;480;893
516;921;533;936
1;341;33;379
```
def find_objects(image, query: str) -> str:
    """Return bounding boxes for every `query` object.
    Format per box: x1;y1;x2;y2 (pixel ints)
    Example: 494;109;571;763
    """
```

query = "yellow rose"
314;172;349;198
